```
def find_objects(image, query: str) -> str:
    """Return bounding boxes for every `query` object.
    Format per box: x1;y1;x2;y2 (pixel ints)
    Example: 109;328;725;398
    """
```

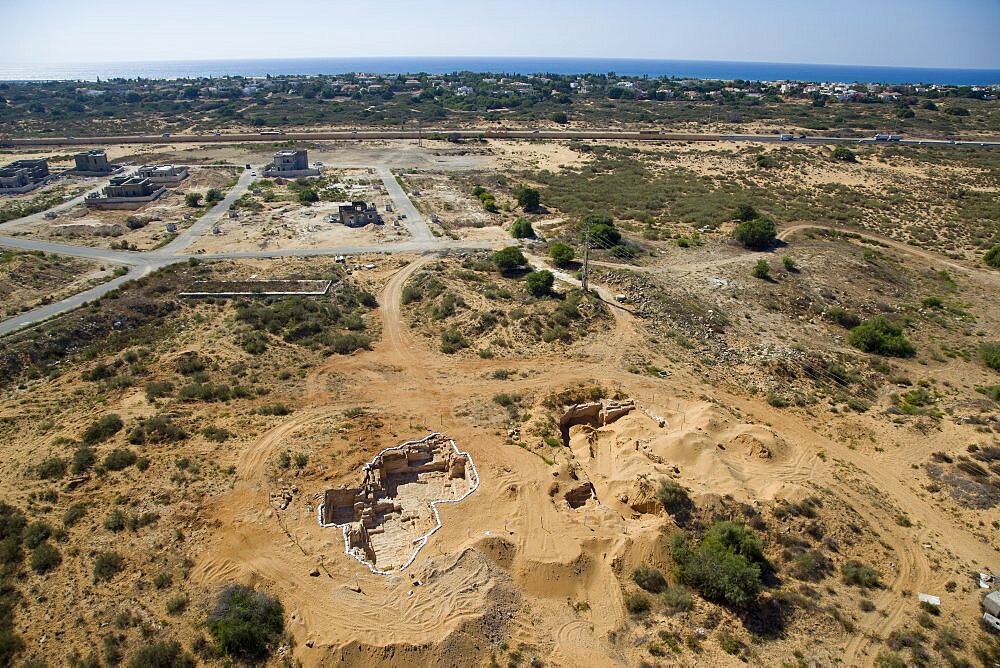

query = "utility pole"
581;218;591;293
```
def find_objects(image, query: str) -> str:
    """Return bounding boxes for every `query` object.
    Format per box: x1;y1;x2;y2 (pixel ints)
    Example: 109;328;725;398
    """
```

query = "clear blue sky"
2;0;998;69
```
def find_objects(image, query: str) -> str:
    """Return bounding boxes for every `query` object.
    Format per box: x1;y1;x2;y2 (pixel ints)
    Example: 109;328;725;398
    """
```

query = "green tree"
550;111;568;124
549;242;575;267
524;270;554;296
516;187;541;212
734;203;759;222
184;192;202;207
493;246;527;272
670;520;766;607
732;216;777;250
584;213;621;247
510;217;535;239
205;188;224;203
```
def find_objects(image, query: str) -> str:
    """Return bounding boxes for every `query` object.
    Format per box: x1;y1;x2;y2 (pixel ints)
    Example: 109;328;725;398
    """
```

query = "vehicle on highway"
780;134;794;141
798;134;807;139
888;134;902;141
245;163;251;169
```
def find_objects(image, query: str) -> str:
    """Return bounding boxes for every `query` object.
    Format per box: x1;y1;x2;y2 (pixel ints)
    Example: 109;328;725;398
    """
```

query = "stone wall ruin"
319;433;479;574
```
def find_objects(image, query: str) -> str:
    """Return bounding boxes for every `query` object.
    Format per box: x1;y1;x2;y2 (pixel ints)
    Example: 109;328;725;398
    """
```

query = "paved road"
0;157;493;337
4;129;997;148
161;165;256;254
0;174;116;231
0;264;154;336
377;167;433;242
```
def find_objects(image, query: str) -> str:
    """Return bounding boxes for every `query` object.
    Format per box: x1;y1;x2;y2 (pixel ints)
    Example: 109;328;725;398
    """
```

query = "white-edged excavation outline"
317;433;480;575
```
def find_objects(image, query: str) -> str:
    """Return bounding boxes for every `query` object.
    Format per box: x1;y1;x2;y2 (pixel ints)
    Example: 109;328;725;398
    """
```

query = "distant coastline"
2;56;998;86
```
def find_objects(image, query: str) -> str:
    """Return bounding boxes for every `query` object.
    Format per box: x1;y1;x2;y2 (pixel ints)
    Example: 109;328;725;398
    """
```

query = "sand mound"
569;400;806;507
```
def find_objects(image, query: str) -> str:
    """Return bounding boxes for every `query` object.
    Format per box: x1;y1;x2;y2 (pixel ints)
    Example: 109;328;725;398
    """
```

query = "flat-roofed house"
73;150;118;175
264;149;319;177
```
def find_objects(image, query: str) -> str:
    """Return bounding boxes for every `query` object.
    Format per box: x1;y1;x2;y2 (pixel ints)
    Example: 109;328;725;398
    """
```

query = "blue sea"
1;57;997;86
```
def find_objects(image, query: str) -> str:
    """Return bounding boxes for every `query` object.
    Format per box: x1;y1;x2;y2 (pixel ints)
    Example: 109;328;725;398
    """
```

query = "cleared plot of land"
0;249;115;318
188;168;408;253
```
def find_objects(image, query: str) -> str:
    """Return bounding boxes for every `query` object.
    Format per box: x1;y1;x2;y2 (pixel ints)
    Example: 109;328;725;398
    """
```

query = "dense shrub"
128;416;187;444
202;426;233;442
440;328;469;354
257;404;290;416
103;448;138;471
732;216;777;250
94;551;124;581
656;479;692;516
493;246;527;272
144;381;174;401
239;331;268;355
623;591;651;615
848;317;915;357
671;521;766;607
178;382;245;402
633;565;667;593
841;559;881;588
63;502;87;527
511;217;535;239
660;585;693;614
36;457;67;480
128;640;195;668
525;270;555;296
980;343;1000;372
516;187;541;212
789;549;831;581
832;146;857;162
734;203;759;222
208;584;284;661
104;509;126;532
29;542;61;574
165;593;189;615
584;213;621;247
549;242;575;267
71;446;96;473
825;307;861;329
751;259;770;279
175;353;207;375
82;414;124;445
235;293;374;352
22;521;51;549
985;244;1000;269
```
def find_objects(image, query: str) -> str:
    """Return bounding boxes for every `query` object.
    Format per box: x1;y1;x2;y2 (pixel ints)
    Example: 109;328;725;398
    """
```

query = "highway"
3;129;998;148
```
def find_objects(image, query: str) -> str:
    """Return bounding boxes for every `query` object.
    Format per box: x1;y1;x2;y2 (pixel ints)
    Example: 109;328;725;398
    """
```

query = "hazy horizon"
2;0;998;70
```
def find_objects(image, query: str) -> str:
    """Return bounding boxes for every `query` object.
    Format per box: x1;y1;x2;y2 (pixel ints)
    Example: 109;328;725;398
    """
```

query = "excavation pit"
318;433;480;574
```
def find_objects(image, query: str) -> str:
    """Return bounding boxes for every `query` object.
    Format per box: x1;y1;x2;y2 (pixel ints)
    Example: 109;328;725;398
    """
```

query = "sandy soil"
1;141;999;667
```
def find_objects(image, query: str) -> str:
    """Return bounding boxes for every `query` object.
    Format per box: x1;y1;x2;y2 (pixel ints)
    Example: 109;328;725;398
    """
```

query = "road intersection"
0;164;490;336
